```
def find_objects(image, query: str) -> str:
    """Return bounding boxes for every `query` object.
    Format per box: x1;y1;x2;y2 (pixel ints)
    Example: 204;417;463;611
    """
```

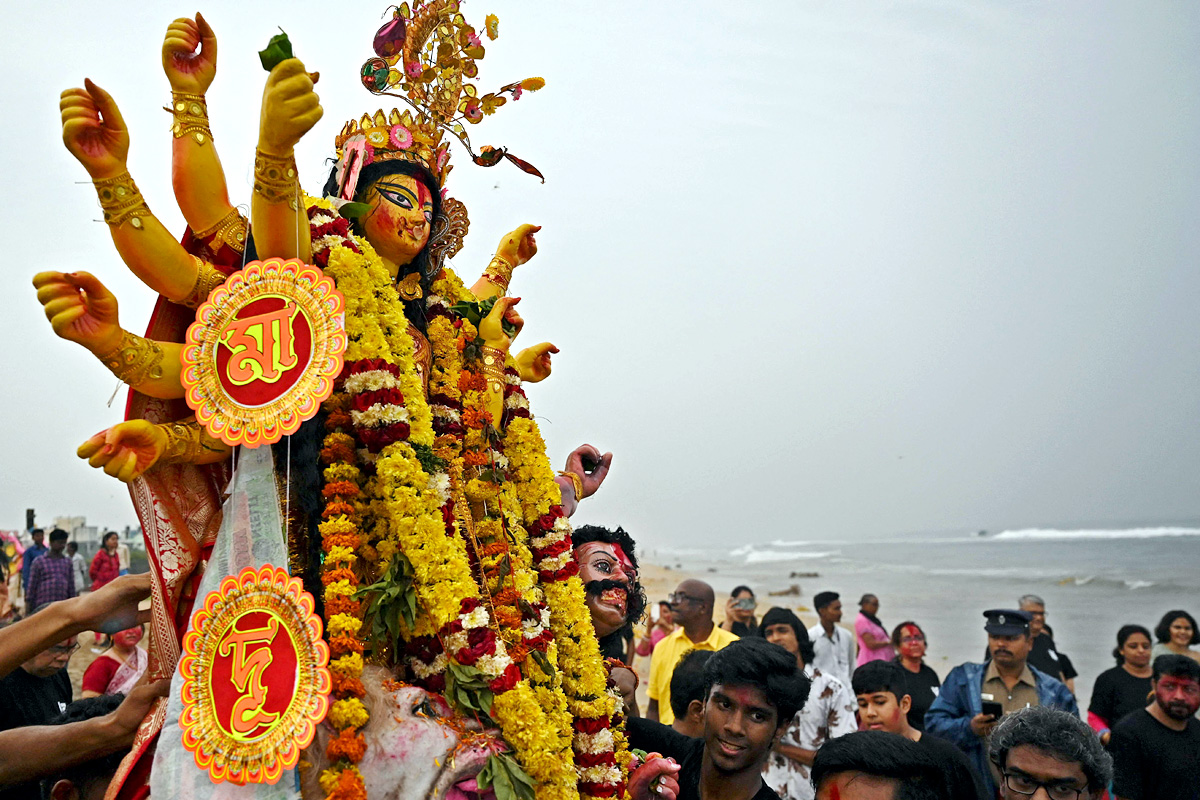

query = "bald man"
647;579;740;724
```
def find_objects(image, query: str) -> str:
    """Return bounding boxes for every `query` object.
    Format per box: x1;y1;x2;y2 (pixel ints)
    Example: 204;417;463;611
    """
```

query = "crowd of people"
628;576;1200;800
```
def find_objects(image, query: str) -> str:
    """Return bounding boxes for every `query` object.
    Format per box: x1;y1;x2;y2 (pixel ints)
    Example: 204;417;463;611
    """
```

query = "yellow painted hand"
496;224;541;267
60;79;129;180
516;342;558;383
77;421;168;483
162;13;218;95
479;296;523;351
32;271;122;356
258;58;323;156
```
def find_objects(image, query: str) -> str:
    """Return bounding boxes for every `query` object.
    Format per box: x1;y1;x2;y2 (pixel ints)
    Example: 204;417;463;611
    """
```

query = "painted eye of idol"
375;181;434;223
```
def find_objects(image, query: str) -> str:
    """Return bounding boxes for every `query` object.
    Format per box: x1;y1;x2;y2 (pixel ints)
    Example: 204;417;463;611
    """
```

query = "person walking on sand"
26;530;75;612
808;591;855;687
855;593;895;668
1089;624;1154;744
647;579;738;724
892;620;941;733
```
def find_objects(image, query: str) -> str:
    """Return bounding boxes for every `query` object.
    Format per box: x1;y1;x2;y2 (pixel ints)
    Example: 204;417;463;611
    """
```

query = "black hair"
759;607;815;666
811;730;949;800
813;591;840;612
48;529;69;543
1155;609;1200;645
66;541;78;553
988;706;1112;792
48;694;128;795
891;620;926;649
731;585;754;598
571;525;647;630
1153;653;1200;683
1112;624;1152;665
852;659;911;701
31;528;44;537
102;531;119;546
702;637;811;726
322;158;444;335
669;649;714;720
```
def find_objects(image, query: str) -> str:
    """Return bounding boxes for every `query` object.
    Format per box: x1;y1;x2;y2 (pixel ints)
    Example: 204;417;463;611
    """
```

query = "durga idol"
34;4;642;799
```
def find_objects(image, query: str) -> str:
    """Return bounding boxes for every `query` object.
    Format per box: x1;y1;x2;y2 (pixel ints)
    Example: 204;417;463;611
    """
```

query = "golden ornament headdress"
332;0;545;201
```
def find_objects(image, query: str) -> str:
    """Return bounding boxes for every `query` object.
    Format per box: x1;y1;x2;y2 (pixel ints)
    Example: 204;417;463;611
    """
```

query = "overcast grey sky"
2;1;1198;547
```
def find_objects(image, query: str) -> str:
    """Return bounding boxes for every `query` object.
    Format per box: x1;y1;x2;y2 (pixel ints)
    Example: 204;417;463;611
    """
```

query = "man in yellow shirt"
648;579;739;723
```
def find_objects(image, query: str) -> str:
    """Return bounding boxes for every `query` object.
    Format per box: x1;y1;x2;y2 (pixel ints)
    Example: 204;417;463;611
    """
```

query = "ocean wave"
743;549;839;564
992;527;1200;541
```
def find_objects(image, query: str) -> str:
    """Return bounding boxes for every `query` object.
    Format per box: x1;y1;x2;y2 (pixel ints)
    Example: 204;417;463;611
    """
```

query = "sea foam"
992;527;1200;541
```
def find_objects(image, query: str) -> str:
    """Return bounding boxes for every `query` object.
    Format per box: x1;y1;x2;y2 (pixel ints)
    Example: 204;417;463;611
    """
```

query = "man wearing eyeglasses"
647;580;738;724
0;619;76;800
987;706;1111;800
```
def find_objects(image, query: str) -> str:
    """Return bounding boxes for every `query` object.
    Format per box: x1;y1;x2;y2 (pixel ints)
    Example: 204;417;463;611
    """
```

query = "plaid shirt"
26;553;75;611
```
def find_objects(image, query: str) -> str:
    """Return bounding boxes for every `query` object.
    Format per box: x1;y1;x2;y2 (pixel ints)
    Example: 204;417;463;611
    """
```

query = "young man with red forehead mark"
627;637;811;800
1109;654;1200;800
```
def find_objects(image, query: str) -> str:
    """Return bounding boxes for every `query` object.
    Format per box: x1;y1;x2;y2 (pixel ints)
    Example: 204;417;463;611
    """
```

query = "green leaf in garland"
477;753;536;800
337;201;373;222
258;29;294;72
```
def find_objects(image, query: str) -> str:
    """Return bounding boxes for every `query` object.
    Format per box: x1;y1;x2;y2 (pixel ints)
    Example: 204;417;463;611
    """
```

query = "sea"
639;526;1200;711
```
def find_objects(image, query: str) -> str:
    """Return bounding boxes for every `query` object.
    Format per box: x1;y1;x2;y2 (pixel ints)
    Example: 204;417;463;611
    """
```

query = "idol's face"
361;173;434;270
576;541;636;637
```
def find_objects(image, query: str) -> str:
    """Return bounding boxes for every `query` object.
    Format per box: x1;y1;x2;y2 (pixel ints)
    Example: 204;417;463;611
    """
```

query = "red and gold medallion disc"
178;565;331;784
181;258;346;447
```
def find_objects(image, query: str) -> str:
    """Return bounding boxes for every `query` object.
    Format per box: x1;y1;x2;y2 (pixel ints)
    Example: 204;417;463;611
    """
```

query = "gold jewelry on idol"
557;470;584;501
162;420;205;463
397;271;423;300
192;207;248;254
180;256;227;308
98;330;165;387
167;91;213;145
253;148;300;210
480;345;507;393
93;172;151;229
483;254;515;292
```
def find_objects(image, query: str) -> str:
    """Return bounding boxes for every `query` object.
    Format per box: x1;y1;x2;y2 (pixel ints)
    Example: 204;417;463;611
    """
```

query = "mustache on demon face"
584;578;648;626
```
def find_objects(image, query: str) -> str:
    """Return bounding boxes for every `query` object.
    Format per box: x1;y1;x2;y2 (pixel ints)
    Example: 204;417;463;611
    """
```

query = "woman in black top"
1089;624;1153;744
719;585;761;637
891;620;940;732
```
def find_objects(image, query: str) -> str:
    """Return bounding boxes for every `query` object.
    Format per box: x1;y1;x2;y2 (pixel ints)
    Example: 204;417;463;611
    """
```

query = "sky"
2;1;1198;548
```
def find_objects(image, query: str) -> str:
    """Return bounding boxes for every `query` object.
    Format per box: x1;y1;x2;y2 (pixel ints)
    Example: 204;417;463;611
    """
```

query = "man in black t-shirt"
0;633;76;800
626;637;811;800
852;660;987;800
1110;654;1200;800
987;706;1111;800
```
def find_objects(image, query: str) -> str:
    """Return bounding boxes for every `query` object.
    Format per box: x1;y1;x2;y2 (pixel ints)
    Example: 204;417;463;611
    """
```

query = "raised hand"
60;79;129;179
496;223;541;267
516;341;558;383
162;13;217;95
32;271;122;355
479;296;523;351
628;755;681;800
564;444;612;499
258;58;322;155
77;420;168;483
70;573;151;634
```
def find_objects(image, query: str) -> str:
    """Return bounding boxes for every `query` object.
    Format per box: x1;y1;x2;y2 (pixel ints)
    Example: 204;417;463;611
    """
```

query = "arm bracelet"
93;172;152;229
162;420;226;464
179;255;227;308
480;346;507;394
253;148;300;210
97;330;165;387
167;92;213;145
192;206;248;254
557;470;584;501
483;255;515;292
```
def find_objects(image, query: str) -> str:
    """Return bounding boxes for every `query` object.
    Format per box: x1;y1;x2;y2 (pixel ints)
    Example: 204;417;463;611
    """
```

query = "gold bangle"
558;470;584;500
179;256;227;308
483;255;515;291
192;207;248;254
166;92;213;145
162;420;203;463
253;148;299;210
480;345;507;394
93;172;151;229
97;330;165;387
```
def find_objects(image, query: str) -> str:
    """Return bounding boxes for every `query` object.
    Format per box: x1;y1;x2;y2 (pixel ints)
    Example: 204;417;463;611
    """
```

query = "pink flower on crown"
405;60;423;79
389;124;414;150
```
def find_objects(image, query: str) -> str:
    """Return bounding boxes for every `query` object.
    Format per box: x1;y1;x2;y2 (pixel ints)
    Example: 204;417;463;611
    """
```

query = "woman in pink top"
855;593;895;667
635;600;675;657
